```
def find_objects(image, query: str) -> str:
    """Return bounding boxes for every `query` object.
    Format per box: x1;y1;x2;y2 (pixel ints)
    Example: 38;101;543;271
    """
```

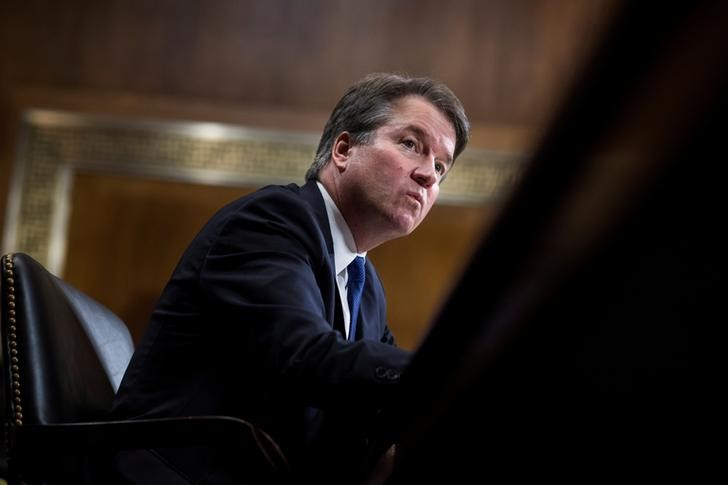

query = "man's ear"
331;132;352;171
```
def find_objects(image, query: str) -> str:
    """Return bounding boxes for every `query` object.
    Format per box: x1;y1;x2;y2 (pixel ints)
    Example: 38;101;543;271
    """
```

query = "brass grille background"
2;110;523;273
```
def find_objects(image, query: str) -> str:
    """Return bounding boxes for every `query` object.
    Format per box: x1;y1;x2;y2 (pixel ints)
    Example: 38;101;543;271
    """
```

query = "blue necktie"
347;256;366;341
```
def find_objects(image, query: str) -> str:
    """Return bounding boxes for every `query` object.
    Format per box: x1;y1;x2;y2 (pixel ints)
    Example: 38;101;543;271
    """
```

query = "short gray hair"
305;73;470;181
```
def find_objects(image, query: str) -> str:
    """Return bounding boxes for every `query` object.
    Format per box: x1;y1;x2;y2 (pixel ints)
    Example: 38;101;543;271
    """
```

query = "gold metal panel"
2;110;523;274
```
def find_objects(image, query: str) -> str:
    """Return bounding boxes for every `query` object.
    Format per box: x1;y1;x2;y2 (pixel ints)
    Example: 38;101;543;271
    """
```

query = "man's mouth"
407;192;423;207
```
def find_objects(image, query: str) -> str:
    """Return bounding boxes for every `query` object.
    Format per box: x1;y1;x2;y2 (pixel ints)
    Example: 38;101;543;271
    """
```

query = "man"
111;72;469;483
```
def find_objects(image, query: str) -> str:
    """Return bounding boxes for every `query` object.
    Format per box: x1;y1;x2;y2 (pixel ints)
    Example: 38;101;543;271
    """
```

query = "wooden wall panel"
63;171;489;349
0;0;615;124
1;0;616;245
63;172;255;342
2;0;615;349
369;203;493;348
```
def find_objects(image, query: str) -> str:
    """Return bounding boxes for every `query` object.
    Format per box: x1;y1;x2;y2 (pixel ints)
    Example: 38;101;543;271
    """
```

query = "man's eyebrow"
400;125;431;144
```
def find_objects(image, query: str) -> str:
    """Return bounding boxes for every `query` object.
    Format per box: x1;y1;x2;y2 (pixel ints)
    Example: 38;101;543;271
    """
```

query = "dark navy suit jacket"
111;180;410;483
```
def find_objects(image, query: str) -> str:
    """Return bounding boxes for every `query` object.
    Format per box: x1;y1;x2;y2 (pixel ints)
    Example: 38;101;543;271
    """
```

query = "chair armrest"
11;416;288;471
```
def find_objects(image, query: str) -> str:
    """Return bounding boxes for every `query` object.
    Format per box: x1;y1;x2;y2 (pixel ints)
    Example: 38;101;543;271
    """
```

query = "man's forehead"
388;97;454;134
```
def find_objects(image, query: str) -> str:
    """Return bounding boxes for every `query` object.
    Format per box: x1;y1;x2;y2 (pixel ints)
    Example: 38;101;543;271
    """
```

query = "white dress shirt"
316;182;366;339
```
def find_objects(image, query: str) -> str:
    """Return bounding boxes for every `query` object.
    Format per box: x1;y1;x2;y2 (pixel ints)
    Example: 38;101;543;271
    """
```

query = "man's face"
335;95;457;247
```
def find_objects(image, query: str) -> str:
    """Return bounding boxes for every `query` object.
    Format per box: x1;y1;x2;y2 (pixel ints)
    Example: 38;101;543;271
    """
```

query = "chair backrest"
1;252;134;428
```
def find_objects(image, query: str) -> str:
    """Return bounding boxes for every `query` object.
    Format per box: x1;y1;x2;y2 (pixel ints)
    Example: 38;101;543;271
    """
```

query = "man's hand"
361;444;397;485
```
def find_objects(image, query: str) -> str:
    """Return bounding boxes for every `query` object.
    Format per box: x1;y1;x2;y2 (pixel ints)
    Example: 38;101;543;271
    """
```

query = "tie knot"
348;256;366;285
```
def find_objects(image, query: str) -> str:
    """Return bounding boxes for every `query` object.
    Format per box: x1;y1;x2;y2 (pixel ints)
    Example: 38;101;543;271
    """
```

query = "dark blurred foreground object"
384;1;726;482
0;252;288;484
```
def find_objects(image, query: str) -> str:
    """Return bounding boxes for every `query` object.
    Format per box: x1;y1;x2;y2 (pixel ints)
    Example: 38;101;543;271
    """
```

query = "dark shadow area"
383;1;725;481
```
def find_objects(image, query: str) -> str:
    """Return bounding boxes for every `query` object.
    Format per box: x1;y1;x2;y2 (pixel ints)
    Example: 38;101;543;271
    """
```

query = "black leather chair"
1;252;288;484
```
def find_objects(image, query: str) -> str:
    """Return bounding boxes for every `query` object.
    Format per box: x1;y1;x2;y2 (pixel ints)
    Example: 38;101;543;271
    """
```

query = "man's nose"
412;160;437;188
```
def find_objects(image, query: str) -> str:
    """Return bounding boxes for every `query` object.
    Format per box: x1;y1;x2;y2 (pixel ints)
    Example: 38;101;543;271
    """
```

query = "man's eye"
402;139;417;150
435;162;446;175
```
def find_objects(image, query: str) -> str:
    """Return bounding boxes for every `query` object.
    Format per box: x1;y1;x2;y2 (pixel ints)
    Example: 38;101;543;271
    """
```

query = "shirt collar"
316;181;366;274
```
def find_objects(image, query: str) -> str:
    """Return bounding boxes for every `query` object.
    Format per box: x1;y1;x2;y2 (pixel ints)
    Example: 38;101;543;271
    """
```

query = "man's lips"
407;191;424;207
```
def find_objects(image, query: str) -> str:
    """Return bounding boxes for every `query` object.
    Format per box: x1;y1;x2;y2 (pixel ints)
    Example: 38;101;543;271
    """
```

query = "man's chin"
385;211;422;239
396;219;420;237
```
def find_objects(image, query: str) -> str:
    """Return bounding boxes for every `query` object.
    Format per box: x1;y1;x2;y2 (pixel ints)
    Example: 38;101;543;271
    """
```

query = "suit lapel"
298;181;346;338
